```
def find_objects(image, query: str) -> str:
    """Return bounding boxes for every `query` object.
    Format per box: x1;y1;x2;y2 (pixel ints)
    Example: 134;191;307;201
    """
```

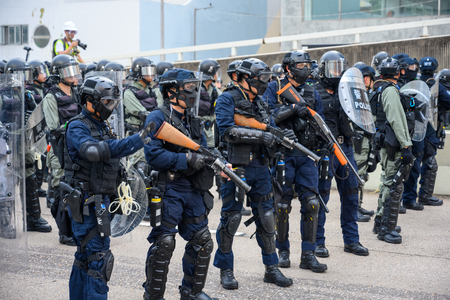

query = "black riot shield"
0;73;28;270
338;67;376;134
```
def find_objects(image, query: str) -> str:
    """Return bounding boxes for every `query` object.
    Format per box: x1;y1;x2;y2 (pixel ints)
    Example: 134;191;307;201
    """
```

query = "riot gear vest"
0;88;21;123
278;82;317;148
198;83;219;116
314;82;340;137
64;114;121;195
125;85;158;116
26;83;45;104
48;86;79;125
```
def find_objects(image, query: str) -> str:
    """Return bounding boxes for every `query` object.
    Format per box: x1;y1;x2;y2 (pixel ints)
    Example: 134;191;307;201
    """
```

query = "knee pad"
301;195;319;245
87;250;114;284
187;226;214;294
275;200;291;245
256;227;276;254
218;211;241;254
260;208;276;234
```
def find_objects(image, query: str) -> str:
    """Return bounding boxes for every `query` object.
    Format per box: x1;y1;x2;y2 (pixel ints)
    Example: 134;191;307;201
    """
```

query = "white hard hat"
63;21;78;33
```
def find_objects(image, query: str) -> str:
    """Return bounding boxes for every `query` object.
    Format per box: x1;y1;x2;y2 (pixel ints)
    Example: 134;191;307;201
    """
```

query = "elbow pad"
79;141;111;162
223;126;264;144
273;105;294;125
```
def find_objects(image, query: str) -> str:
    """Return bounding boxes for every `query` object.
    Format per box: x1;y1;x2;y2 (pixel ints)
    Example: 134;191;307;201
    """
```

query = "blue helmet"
419;57;438;72
354;64;375;81
391;53;409;61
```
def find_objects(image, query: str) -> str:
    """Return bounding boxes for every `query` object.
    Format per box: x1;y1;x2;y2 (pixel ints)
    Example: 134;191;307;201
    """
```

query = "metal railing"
86;17;450;64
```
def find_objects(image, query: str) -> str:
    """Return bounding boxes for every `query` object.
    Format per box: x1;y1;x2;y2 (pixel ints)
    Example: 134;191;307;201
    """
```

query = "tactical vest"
278;82;317;148
48;86;79;125
64;114;121;195
0;88;21;124
26;83;45;104
314;82;340;137
198;83;219;116
125;86;158;115
225;86;271;165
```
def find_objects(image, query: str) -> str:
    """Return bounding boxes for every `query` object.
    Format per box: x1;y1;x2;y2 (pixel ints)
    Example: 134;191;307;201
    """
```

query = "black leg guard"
275;200;291;245
35;154;46;189
144;233;176;300
217;211;241;254
421;156;438;199
378;181;403;243
301;195;319;245
257;209;276;255
25;174;41;219
0;200;16;239
86;250;115;284
184;226;214;295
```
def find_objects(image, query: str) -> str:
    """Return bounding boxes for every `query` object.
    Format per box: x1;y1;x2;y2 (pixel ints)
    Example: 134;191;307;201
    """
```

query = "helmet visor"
39;65;50;79
325;60;348;78
258;72;273;83
60;64;82;82
141;65;157;81
182;79;200;93
19;69;33;83
215;66;222;82
100;96;121;111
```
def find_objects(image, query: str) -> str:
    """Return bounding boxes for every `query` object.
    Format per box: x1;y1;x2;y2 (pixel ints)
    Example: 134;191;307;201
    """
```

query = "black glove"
138;111;150;122
139;121;156;144
262;132;276;148
282;128;297;142
319;141;335;156
187;152;206;170
401;147;414;164
292;103;311;119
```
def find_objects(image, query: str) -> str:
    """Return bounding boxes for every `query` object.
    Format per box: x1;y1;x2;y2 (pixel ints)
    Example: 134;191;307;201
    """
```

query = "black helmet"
379;58;401;77
0;61;6;74
226;60;241;80
439;69;450;89
282;50;312;84
159;68;200;108
28;60;50;82
391;53;409;61
128;57;156;83
51;54;81;85
419;56;438;73
95;59;111;71
85;63;97;76
310;61;319;80
371;51;389;70
353;62;366;69
104;62;127;80
43;61;52;70
318;51;348;88
354;64;375;81
236;58;272;95
271;64;283;78
156;61;174;77
5;58;33;83
80;76;121;120
198;59;221;81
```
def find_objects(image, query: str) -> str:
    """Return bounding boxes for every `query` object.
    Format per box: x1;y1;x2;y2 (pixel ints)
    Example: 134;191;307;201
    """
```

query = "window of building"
0;25;28;45
32;25;51;48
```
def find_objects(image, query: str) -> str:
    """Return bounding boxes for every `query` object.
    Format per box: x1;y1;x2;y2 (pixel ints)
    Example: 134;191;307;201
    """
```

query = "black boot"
143;291;164;300
241;207;251;216
263;264;293;287
179;286;217;300
373;217;400;234
344;242;369;256
278;250;290;268
314;244;329;258
398;204;406;214
220;269;238;290
59;234;76;246
299;250;327;273
358;206;374;216
378;229;402;244
419;194;443;206
357;210;370;222
403;201;424;210
37;217;48;225
27;216;52;232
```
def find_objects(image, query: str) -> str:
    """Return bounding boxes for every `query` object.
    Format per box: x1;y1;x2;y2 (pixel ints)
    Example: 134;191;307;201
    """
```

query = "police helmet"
391;53;409;61
439;69;450;89
95;59;111;71
371;51;389;70
419;57;438;73
199;59;221;82
379;58;401;77
236;58;272;95
354;63;375;81
159;68;200;108
104;62;127;80
5;58;33;83
353;62;366;69
28;60;50;82
85;63;97;76
0;61;6;74
226;60;241;79
128;57;156;82
310;61;319;79
80;76;121;120
51;54;81;85
271;64;283;78
318;51;348;88
156;61;174;77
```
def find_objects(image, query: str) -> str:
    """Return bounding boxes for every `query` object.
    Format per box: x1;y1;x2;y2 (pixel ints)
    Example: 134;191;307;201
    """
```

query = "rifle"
233;114;320;164
154;121;252;193
277;82;365;186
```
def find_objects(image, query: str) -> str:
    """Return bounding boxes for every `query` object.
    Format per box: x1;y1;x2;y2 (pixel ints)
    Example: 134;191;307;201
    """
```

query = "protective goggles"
180;78;200;93
293;62;311;70
408;64;418;71
256;71;273;83
100;96;121;111
324;60;348;78
66;30;77;35
59;64;82;81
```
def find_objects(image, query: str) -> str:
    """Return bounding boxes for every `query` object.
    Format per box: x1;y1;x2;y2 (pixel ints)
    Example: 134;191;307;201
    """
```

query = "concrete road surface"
1;186;449;300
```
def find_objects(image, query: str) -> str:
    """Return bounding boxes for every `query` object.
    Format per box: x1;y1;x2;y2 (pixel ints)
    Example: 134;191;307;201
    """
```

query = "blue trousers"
69;195;111;300
402;140;424;205
213;165;278;270
317;142;359;246
275;155;319;252
146;179;209;291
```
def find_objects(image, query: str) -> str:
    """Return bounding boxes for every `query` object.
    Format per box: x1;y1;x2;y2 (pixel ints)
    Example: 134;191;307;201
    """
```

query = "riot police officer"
271;63;284;81
142;69;217;300
95;59;111;72
123;57;159;176
418;57;450;206
213;58;293;289
4;58;52;233
64;76;154;300
43;54;81;244
154;61;174;103
263;50;327;272
352;63;376;222
314;51;369;257
372;58;414;244
198;59;222;148
225;60;241;88
371;51;389;79
397;56;419;88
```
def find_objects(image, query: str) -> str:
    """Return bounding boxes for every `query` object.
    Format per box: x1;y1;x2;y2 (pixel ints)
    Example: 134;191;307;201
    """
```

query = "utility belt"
335;135;352;145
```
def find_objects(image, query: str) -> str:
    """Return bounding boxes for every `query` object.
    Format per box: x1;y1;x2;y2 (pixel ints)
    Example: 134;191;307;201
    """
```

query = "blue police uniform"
213;88;279;270
66;110;145;300
264;78;325;252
